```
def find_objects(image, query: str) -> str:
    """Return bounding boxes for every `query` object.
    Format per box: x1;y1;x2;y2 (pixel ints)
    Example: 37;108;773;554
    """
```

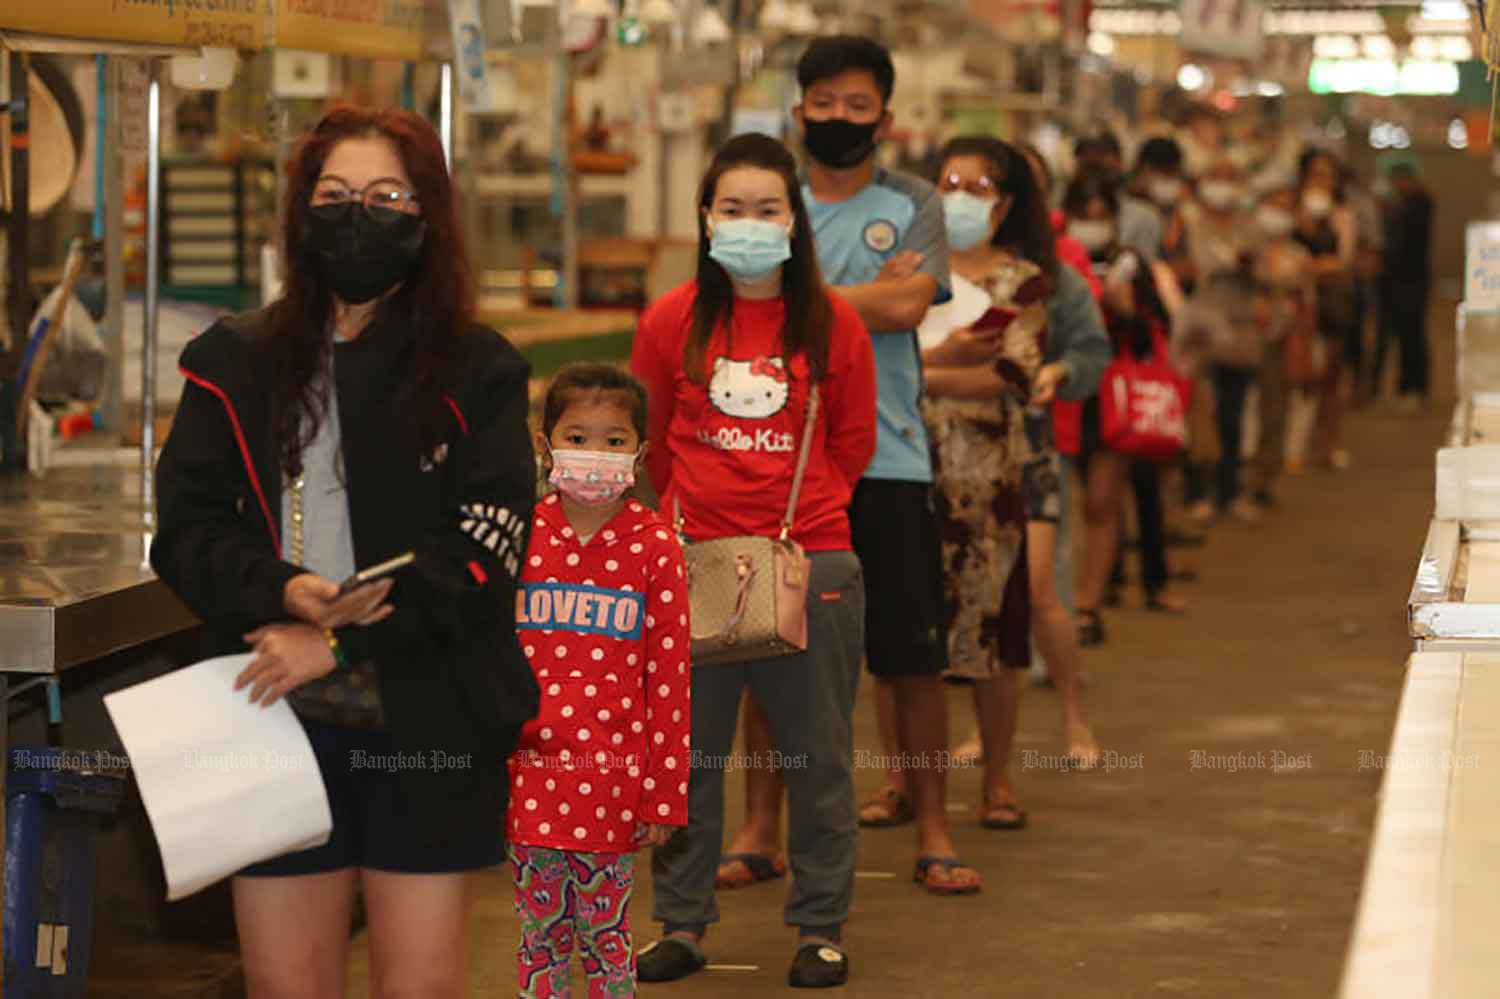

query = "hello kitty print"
709;356;791;419
697;354;800;455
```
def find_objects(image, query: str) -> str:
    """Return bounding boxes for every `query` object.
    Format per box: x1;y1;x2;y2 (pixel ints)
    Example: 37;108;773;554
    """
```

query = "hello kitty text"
697;426;796;453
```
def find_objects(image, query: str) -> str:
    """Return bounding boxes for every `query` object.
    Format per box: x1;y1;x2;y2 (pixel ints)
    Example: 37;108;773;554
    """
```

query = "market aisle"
343;313;1453;999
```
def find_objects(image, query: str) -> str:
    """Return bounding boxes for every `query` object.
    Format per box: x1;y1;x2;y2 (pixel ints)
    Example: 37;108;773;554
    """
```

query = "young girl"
508;362;690;999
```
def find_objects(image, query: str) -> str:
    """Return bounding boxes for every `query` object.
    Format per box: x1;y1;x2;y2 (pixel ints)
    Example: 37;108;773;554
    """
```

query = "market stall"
0;6;269;991
1342;215;1500;999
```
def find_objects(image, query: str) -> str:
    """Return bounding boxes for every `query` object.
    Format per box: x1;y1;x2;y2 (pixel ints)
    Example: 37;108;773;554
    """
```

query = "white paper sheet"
103;654;333;900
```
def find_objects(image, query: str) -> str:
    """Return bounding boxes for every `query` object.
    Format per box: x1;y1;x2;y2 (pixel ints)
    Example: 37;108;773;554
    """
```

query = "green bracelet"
324;629;349;671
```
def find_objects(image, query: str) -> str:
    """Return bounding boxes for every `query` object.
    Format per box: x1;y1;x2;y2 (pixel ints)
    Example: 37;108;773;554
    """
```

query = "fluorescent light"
1308;58;1459;96
1087;31;1117;57
1449;117;1469;150
1441;36;1473;60
1420;0;1469;21
1264;10;1383;35
1314;34;1361;60
1362;34;1395;59
1178;63;1207;91
1088;9;1179;35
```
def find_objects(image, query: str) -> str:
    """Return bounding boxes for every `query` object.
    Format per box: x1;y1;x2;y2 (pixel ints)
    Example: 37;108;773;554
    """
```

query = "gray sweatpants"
650;550;864;934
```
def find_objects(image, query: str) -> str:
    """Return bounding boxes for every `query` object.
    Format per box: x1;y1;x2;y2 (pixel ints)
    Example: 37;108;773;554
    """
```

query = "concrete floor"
339;322;1452;997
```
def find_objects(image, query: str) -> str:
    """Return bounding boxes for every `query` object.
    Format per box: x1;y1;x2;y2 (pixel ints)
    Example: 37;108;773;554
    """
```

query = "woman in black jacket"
151;106;537;999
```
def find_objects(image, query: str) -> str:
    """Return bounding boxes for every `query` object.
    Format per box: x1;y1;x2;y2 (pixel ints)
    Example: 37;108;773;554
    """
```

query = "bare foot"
913;856;983;894
722;826;781;867
951;736;983;764
1066;720;1101;770
979;786;1028;830
858;785;914;827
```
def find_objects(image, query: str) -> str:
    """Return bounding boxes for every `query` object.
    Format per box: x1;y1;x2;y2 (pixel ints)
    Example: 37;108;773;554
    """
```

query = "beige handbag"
674;388;818;667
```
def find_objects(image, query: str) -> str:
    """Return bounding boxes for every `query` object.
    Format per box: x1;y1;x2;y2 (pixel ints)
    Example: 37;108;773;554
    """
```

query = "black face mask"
302;203;427;305
802;117;880;169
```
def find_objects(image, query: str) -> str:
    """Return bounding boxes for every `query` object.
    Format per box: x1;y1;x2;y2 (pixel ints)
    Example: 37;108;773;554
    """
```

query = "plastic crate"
4;746;126;996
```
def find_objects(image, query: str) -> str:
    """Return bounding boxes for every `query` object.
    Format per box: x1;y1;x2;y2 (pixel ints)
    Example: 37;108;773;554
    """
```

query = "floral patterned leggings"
512;844;636;998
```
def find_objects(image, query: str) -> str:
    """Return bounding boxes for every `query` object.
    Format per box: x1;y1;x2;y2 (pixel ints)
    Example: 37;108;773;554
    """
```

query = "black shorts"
1022;409;1062;524
239;719;505;877
849;478;948;678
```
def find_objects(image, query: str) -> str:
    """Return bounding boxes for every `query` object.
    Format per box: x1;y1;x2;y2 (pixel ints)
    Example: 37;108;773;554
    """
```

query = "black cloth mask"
802;117;880;169
302;203;427;305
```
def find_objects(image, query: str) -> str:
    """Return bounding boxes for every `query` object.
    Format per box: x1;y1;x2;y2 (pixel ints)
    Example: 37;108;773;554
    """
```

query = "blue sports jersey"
803;168;950;483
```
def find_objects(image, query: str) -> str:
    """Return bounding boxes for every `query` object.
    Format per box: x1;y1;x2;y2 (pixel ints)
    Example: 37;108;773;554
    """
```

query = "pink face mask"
547;447;637;505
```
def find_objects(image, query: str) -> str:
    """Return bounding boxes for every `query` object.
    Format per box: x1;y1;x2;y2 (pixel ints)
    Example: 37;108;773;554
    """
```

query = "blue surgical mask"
709;218;792;281
942;192;996;252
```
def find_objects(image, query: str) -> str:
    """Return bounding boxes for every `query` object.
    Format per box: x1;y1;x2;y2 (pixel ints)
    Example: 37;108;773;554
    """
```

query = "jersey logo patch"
517;583;645;640
863;219;898;254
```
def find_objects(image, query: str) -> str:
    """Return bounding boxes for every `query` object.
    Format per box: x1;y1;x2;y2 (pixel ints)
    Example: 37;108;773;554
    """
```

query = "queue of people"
147;31;1434;999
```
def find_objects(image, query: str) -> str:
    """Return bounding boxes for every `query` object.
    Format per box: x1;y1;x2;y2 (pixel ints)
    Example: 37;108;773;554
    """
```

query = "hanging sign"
1179;0;1265;61
0;0;265;50
1466;221;1500;312
446;0;492;111
273;0;444;61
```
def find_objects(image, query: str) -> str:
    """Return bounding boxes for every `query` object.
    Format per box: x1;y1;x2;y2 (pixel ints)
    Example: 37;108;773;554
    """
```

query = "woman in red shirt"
630;133;876;989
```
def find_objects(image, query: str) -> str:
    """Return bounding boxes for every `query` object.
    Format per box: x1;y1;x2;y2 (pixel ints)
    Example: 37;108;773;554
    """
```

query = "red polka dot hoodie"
507;493;691;853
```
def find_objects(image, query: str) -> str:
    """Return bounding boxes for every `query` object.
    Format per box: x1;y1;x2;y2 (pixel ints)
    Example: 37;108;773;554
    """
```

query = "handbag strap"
674;383;822;542
780;385;820;540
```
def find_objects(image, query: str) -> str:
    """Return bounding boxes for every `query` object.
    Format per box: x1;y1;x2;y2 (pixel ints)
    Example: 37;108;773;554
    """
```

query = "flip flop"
912;855;982;895
715;852;787;890
858;787;914;828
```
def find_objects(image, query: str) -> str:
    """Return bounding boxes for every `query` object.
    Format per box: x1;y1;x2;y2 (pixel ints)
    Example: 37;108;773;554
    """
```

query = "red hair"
268;105;475;475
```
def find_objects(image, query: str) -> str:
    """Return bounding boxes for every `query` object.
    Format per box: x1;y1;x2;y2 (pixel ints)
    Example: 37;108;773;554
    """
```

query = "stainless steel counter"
0;464;197;674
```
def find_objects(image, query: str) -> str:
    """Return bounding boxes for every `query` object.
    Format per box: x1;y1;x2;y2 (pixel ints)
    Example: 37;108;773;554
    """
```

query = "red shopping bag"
1098;325;1189;462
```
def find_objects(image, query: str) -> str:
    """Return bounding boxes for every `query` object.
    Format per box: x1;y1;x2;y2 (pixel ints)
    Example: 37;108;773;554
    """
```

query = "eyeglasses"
310;177;420;222
937;173;1000;199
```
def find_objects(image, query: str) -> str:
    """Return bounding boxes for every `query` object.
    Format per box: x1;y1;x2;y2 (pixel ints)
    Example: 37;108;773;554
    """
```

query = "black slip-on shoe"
789;942;849;988
637;937;707;983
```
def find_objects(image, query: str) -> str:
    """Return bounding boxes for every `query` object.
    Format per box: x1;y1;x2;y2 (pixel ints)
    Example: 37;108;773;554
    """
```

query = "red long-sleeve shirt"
631;282;877;551
1052;210;1104;300
507;495;690;853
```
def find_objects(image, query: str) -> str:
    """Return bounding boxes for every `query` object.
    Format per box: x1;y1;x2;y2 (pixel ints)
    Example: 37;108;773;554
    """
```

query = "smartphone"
971;307;1014;335
338;552;415;595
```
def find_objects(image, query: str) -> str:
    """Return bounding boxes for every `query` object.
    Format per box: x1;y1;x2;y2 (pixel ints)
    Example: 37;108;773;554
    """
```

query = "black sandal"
637;937;707;983
789;942;850;989
1076;608;1105;647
